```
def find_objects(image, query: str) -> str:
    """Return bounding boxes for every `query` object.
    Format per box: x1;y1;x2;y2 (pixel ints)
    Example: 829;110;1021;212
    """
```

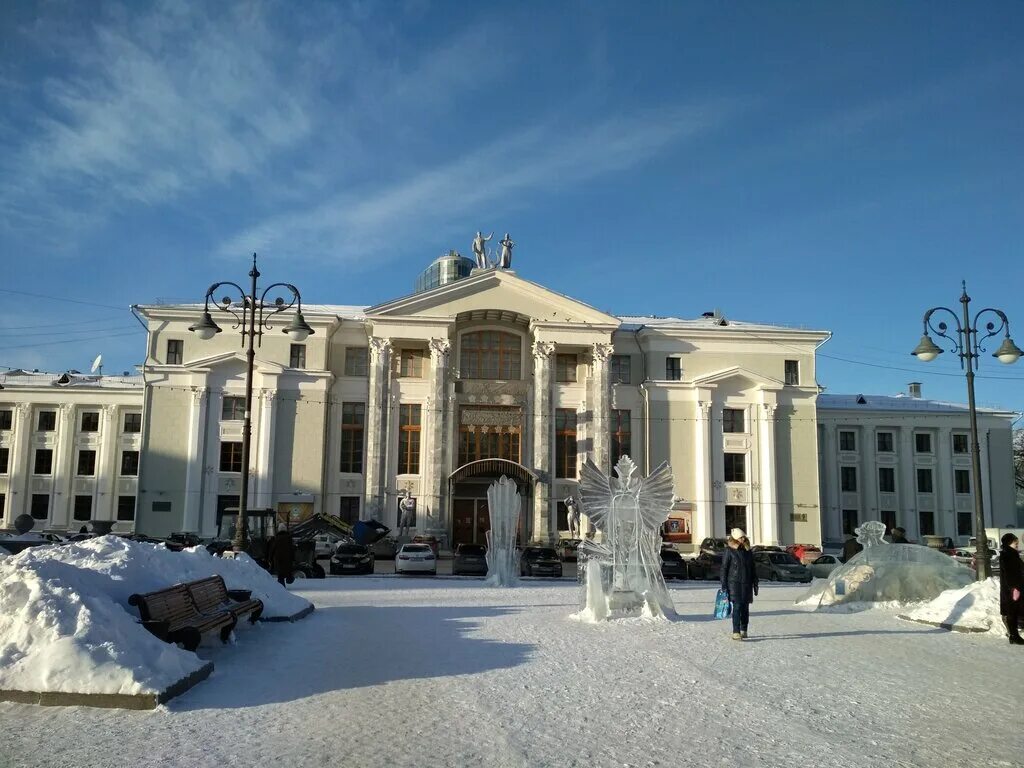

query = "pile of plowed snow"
0;536;311;696
904;578;1004;635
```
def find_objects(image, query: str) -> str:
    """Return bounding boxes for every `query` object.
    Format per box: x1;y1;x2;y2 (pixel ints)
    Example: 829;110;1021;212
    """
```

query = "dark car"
329;543;374;575
754;551;812;583
660;547;687;580
521;547;563;577
453;543;488;576
698;537;728;556
751;545;784;553
556;538;581;561
687;551;723;581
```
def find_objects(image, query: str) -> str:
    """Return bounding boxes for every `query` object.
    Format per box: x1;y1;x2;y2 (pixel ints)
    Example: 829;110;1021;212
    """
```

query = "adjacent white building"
0;370;144;531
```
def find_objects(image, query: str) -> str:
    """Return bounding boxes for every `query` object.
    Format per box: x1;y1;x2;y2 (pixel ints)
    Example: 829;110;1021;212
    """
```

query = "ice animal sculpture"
799;520;973;607
575;456;677;620
484;476;521;587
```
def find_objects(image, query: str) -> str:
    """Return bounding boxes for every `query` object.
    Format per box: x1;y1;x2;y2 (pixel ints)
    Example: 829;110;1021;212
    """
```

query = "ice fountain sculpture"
574;456;677;621
484;476;521;587
799;519;973;607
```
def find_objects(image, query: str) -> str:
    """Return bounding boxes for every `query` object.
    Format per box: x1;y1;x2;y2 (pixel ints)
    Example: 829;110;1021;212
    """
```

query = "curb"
897;615;990;634
259;603;315;622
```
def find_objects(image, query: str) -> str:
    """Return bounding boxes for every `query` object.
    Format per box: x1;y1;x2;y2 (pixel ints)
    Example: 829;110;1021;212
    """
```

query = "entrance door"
474;499;490;545
452;499;491;546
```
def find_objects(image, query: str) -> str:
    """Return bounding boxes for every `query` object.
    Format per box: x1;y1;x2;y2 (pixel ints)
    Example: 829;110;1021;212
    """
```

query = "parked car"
453;543;488;576
395;543;436;575
660;547;687;580
411;534;440;557
698;537;728;556
786;544;823;565
330;543;374;575
520;547;563;577
950;548;974;566
687;551;723;581
372;536;399;560
755;551;812;583
556;538;581;561
315;533;348;559
807;553;843;579
751;545;784;553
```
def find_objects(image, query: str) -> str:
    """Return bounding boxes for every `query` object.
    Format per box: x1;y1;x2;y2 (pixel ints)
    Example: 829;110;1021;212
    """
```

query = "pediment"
366;269;619;328
691;366;784;390
182;350;286;374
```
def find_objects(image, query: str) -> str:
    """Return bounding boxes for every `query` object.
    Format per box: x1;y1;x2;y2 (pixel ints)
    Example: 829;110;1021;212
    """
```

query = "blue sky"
1;1;1022;416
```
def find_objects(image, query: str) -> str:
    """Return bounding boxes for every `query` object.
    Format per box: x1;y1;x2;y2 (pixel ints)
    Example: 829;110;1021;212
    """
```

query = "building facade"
0;370;144;531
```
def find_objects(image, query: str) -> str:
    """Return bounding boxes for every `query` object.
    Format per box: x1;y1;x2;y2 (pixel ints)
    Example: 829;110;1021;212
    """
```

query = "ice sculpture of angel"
576;455;677;620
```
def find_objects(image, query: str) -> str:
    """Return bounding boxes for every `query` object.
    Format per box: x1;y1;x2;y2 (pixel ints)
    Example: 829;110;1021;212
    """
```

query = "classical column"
6;403;32;523
50;404;75;529
758;403;778;545
425;338;450;532
819;426;839;542
254;389;276;511
183;387;209;534
694;399;713;543
532;340;555;542
899;428;919;540
364;337;392;520
591;342;613;472
96;405;119;522
935;425;953;536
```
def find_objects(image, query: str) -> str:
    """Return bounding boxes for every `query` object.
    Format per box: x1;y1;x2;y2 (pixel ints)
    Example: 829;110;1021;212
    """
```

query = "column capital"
428;337;451;361
259;389;276;405
591;342;614;363
190;386;208;405
102;404;118;420
762;403;777;418
698;400;713;419
369;336;392;360
532;340;555;360
15;402;31;418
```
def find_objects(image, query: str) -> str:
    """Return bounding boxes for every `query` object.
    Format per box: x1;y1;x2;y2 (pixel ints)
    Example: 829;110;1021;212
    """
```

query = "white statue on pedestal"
565;495;581;539
397;490;416;540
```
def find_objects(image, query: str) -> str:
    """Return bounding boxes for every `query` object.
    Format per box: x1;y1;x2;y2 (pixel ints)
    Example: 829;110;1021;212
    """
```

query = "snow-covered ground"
3;578;1022;768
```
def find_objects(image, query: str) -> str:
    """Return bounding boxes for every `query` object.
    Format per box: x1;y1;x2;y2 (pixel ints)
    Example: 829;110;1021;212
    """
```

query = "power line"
0;330;143;351
0;288;128;312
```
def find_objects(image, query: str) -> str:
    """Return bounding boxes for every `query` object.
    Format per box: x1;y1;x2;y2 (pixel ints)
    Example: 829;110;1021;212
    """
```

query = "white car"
808;553;843;579
951;548;974;566
395;543;437;575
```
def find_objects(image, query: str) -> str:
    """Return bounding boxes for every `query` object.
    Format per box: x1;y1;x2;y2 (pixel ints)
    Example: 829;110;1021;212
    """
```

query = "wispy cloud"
219;99;742;263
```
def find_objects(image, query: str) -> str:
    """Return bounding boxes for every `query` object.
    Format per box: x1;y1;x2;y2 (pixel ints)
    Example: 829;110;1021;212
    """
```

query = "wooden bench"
128;584;234;652
186;575;264;625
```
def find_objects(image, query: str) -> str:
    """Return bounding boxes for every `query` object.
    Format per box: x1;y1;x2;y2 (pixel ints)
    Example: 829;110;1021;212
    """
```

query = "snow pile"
0;536;312;696
905;578;1005;635
797;543;973;607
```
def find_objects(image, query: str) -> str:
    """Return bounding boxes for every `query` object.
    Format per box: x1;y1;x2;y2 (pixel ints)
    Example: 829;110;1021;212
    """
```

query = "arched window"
460;331;521;380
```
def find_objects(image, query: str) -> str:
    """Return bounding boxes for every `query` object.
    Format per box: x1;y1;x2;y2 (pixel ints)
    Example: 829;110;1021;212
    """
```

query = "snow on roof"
0;370;143;389
818;393;1015;415
140;302;367;319
616;314;826;334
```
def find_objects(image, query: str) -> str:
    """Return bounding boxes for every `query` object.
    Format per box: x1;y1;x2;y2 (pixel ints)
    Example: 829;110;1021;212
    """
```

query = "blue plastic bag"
714;588;732;619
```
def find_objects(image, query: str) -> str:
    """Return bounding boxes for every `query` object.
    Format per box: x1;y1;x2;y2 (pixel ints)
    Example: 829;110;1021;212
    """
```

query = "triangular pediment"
691;366;784;390
182;350;286;374
366;269;619;327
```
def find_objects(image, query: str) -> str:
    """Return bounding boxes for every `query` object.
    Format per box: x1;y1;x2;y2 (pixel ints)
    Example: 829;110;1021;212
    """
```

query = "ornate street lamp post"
189;254;313;552
912;281;1021;579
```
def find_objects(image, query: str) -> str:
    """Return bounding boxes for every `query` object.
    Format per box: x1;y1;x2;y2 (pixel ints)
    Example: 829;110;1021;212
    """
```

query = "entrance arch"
448;460;536;546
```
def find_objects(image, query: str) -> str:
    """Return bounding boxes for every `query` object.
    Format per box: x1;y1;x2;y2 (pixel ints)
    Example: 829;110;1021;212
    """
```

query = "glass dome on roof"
414;251;475;293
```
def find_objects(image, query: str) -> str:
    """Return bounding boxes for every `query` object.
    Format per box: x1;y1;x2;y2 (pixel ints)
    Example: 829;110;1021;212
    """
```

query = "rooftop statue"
471;231;493;269
498;233;515;269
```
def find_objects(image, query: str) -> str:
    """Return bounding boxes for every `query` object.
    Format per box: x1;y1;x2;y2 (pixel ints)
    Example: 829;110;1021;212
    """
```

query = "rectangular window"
952;433;969;454
219;442;243;473
34;448;53;475
0;409;11;430
117;496;136;521
957;511;973;537
722;408;745;434
610;355;631;385
880;510;896;533
37;410;56;431
339;496;360;525
166;339;183;365
216;495;240;527
918;510;935;536
398;404;422;475
340;403;365;473
0;447;8;474
665;357;682;381
610;409;631;465
30;493;49;520
555;354;577;383
81;411;99;432
461;331;521;380
723;453;746;483
123;412;142;433
222;396;245;421
842;509;858;536
840;465;857;492
725;505;747;533
152;501;172;513
120;450;140;476
954;469;971;494
916;468;933;494
0;493;4;518
878;467;895;493
555;409;578;478
345;347;369;377
399;349;425;378
876;432;894;453
76;450;97;476
784;360;800;386
839;431;856;451
289;343;307;369
557;500;569;532
73;495;92;521
915;432;932;454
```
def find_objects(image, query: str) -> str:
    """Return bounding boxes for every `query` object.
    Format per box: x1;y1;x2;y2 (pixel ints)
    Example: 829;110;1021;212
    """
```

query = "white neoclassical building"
0;370;144;530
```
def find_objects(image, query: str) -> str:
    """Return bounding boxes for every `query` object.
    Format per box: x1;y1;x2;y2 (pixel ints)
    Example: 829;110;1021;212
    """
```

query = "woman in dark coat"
721;529;758;640
998;533;1023;645
269;527;296;588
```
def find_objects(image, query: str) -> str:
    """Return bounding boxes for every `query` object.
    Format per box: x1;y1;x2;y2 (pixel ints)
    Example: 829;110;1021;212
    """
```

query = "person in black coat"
841;534;863;563
721;529;758;640
268;526;296;588
890;527;909;544
998;533;1024;645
